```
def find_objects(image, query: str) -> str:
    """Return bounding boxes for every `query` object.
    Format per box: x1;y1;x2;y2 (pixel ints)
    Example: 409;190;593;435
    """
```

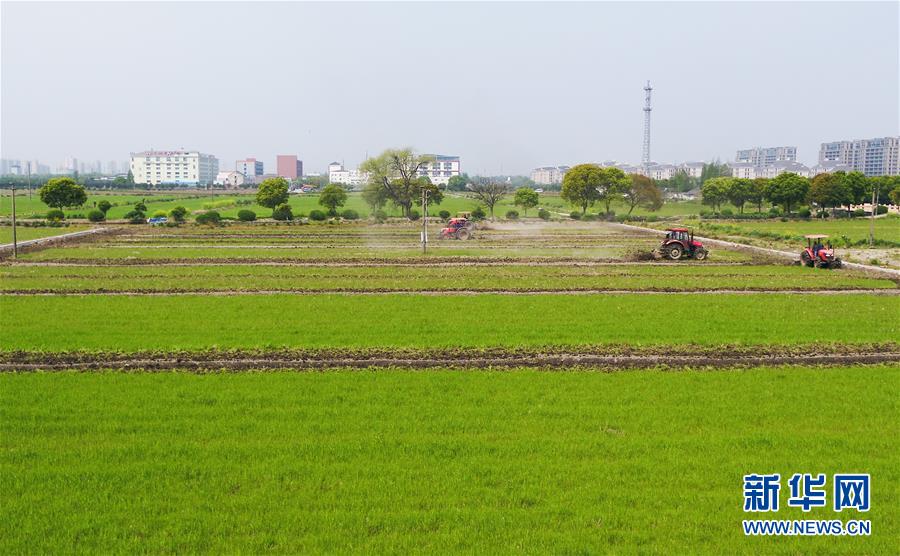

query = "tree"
38;177;87;209
726;178;754;214
843;171;868;206
749;179;768;212
700;159;731;184
808;173;851;210
561;164;603;215
446;174;471;192
126;170;134;185
359;148;435;217
169;206;188;222
513;187;539;216
361;181;389;212
256;177;290;209
97;200;112;214
623;174;663;214
701;177;731;213
468;179;509;220
318;184;348;216
765;172;809;214
595;167;630;215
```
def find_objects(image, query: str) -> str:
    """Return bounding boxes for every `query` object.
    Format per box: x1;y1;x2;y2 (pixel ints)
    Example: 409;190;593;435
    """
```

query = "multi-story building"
129;150;219;186
276;155;303;180
236;158;264;183
732;161;810;180
531;166;570;185
214;171;246;189
417;154;460;186
735;146;797;165
818;137;899;176
641;161;705;181
328;162;369;188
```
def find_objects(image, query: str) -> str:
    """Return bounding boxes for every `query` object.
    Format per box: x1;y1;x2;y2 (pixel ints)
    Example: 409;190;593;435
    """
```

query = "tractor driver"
813;240;824;256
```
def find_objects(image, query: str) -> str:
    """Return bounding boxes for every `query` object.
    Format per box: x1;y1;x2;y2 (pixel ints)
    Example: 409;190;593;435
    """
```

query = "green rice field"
1;366;896;554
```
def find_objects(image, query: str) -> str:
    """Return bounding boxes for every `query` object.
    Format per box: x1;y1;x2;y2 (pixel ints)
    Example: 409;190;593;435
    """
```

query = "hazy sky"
2;1;898;174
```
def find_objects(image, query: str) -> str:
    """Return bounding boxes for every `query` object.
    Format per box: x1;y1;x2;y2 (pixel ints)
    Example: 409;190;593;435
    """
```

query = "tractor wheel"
456;228;471;241
694;248;708;261
801;251;813;267
832;258;842;269
667;246;683;260
464;221;476;231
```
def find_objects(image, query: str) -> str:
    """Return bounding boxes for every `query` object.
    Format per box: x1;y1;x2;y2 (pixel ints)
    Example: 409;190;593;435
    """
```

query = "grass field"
697;216;900;246
2;293;896;351
2;366;896;554
1;263;894;293
2;217;897;553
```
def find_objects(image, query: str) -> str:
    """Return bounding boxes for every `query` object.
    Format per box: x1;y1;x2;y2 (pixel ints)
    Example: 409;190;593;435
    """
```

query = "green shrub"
505;210;519;220
309;209;326;221
569;211;582;220
768;206;782;217
537;208;551;220
471;207;486;221
852;208;866;218
373;209;387;223
152;210;167;218
169;206;188;222
195;211;221;225
97;200;112;214
582;213;597;221
272;204;293;221
438;210;451;220
720;208;733;217
237;209;257;222
341;209;360;220
134;202;147;212
123;210;146;224
87;210;105;222
797;207;811;218
408;209;421;221
46;209;65;221
876;205;888;215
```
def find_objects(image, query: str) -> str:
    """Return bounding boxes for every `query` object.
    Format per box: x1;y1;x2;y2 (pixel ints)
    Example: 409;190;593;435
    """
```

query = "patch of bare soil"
2;344;896;371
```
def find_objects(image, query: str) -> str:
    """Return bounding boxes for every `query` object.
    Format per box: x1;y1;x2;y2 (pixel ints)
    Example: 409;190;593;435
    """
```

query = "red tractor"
801;234;842;269
656;228;708;261
439;217;475;240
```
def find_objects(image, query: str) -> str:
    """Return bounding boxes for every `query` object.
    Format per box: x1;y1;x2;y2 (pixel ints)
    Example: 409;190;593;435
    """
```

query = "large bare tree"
360;148;440;217
468;179;510;220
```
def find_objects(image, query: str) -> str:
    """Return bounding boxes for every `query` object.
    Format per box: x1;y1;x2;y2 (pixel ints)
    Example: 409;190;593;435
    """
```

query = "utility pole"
10;182;17;259
421;188;428;254
868;183;877;247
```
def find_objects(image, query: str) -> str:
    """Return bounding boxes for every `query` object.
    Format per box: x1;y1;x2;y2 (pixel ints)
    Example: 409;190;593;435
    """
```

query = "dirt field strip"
616;222;900;279
2;346;897;371
3;288;897;296
0;226;121;259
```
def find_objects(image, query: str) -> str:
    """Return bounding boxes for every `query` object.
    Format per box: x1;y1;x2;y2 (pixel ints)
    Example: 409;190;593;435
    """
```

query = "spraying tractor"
655;228;708;261
800;235;842;269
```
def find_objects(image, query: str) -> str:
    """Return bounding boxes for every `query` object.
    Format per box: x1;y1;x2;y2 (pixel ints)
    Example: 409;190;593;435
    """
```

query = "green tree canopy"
701;177;732;212
256;177;290;209
446;174;471;192
561;164;603;215
623;174;663;214
765;172;809;214
318;184;348;216
359;148;436;217
38;177;87;209
808;173;851;210
749;178;768;213
726;178;755;213
700;159;731;184
513;187;539;216
842;171;868;205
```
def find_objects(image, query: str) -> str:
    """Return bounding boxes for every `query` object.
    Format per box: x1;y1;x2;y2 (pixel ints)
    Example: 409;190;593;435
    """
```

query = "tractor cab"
657;227;708;261
801;235;842;269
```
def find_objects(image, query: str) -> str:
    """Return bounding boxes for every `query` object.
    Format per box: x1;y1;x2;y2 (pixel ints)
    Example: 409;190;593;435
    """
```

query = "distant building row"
328;155;461;188
734;138;898;178
128;151;305;187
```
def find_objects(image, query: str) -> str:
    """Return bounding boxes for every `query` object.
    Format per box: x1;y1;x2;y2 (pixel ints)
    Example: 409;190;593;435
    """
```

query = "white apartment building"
643;162;705;180
732;161;810;180
130;150;219;186
736;146;797;165
819;137;899;176
328;162;369;188
531;166;570;185
417;154;460;186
